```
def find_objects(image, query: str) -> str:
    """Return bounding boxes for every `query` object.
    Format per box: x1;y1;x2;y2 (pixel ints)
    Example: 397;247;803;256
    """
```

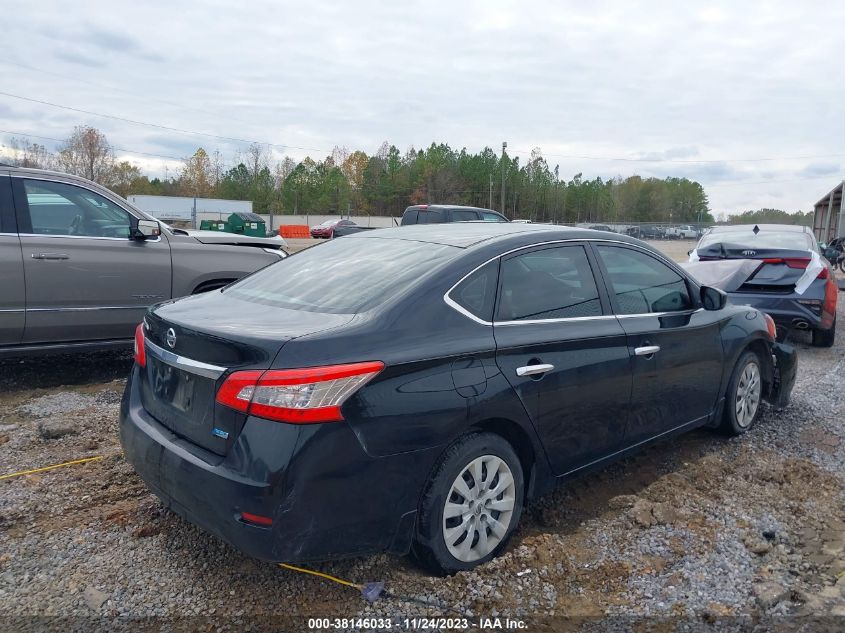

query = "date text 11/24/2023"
306;617;527;630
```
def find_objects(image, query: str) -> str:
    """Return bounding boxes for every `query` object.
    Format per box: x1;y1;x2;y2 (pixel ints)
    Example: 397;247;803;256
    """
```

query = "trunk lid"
696;245;812;293
139;291;354;455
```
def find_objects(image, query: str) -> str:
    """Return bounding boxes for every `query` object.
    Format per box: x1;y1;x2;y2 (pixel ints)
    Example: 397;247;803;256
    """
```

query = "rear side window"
451;210;479;222
596;246;692;315
226;237;456;313
698;231;815;251
497;245;602;321
448;260;498;321
400;208;418;225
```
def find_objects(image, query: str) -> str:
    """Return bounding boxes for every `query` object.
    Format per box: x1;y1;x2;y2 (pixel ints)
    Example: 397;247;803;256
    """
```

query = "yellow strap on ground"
278;562;362;589
0;455;103;481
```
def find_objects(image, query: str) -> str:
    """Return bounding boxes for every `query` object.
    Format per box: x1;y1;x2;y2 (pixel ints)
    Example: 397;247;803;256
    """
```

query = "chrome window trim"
443;237;696;326
17;232;161;243
25;306;142;312
144;338;226;380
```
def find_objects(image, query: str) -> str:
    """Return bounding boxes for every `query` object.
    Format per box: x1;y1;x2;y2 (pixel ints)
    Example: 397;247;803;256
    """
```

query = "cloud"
800;162;841;177
52;49;107;68
2;0;844;213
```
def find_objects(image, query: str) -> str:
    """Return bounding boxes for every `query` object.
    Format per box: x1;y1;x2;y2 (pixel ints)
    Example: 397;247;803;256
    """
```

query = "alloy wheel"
442;455;516;562
735;361;761;428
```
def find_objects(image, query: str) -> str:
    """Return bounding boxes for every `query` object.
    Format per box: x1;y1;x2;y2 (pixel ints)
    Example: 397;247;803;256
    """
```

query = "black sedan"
120;224;796;574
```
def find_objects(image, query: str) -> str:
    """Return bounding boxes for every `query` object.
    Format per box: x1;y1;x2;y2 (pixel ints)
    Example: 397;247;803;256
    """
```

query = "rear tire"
812;317;836;348
412;433;524;575
721;350;763;436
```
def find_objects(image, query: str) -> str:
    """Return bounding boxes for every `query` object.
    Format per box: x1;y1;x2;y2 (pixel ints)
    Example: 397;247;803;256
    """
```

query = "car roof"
405;204;501;212
708;224;811;234
346;222;646;249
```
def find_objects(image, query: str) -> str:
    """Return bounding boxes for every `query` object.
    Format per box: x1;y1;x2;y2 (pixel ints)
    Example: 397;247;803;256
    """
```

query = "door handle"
634;345;660;357
516;363;555;377
32;253;70;260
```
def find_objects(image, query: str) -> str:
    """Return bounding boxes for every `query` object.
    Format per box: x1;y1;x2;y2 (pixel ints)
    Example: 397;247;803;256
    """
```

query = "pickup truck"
666;225;700;239
0;165;287;356
333;204;508;237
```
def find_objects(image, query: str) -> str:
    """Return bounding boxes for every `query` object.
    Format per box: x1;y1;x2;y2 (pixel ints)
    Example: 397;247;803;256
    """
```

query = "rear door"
12;176;173;344
493;243;632;475
0;173;25;345
592;243;724;445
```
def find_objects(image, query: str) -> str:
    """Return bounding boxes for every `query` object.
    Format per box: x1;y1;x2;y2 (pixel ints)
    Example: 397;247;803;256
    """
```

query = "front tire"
412;433;524;575
721;351;763;435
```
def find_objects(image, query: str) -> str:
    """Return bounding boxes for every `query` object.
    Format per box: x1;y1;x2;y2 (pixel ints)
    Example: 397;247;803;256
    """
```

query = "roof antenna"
752;225;760;235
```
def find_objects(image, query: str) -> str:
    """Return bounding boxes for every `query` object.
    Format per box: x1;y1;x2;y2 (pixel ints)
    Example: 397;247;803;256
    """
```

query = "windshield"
698;230;815;251
225;237;457;313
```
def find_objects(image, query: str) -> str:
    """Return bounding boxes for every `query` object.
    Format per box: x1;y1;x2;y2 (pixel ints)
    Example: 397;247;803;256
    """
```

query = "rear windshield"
225;237;456;313
698;231;815;251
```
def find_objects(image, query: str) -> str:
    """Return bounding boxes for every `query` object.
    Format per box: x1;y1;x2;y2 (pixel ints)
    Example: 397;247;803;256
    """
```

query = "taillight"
823;278;838;320
763;313;777;341
134;323;146;367
216;361;385;424
240;511;273;527
762;257;828;279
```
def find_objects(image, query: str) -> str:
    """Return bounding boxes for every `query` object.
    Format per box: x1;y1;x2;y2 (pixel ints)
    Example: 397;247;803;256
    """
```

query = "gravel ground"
2;269;844;630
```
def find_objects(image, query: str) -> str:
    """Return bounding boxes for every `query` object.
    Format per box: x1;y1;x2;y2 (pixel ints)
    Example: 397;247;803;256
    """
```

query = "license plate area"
141;356;220;448
150;359;197;413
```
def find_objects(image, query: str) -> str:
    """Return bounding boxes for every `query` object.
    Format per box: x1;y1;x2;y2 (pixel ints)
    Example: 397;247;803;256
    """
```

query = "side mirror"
700;285;727;311
132;219;161;240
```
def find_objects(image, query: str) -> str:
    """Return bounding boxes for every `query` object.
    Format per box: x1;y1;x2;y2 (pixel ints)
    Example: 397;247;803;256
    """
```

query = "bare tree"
4;137;55;169
57;126;115;183
245;143;269;180
210;149;224;191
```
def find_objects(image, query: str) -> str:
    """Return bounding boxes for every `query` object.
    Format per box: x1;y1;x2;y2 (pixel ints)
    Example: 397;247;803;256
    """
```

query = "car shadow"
0;350;133;393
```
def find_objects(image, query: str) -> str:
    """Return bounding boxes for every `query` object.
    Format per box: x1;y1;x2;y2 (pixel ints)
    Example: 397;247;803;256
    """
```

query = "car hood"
179;229;288;248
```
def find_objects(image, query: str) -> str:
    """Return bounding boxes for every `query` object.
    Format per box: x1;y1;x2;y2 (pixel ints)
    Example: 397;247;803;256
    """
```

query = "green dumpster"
227;212;266;236
199;220;227;232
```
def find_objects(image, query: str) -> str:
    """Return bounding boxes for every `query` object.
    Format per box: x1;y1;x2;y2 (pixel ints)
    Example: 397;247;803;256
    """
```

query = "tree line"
0;125;809;226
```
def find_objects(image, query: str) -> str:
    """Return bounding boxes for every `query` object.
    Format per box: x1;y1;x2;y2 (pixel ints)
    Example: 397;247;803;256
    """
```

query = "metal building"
812;181;845;243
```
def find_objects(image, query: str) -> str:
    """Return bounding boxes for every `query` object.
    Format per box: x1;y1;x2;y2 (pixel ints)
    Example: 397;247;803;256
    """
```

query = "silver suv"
0;166;287;356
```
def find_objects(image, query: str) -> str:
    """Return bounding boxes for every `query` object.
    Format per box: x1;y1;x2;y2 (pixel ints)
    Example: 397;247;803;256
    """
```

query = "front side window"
481;212;506;222
596;245;693;315
496;245;602;321
22;179;131;238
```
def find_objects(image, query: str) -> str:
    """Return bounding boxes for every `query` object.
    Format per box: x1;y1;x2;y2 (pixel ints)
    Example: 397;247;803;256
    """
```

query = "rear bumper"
728;291;829;331
119;366;426;562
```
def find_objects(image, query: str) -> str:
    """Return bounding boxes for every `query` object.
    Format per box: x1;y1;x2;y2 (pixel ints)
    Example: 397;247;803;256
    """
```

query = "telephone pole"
488;173;493;209
500;142;507;214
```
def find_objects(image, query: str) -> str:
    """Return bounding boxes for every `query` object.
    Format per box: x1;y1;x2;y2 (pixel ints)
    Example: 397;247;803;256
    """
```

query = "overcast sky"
2;0;843;215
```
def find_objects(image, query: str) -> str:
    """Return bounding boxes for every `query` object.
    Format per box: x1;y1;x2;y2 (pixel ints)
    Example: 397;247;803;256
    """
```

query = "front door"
592;244;724;445
493;243;632;476
13;177;172;344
